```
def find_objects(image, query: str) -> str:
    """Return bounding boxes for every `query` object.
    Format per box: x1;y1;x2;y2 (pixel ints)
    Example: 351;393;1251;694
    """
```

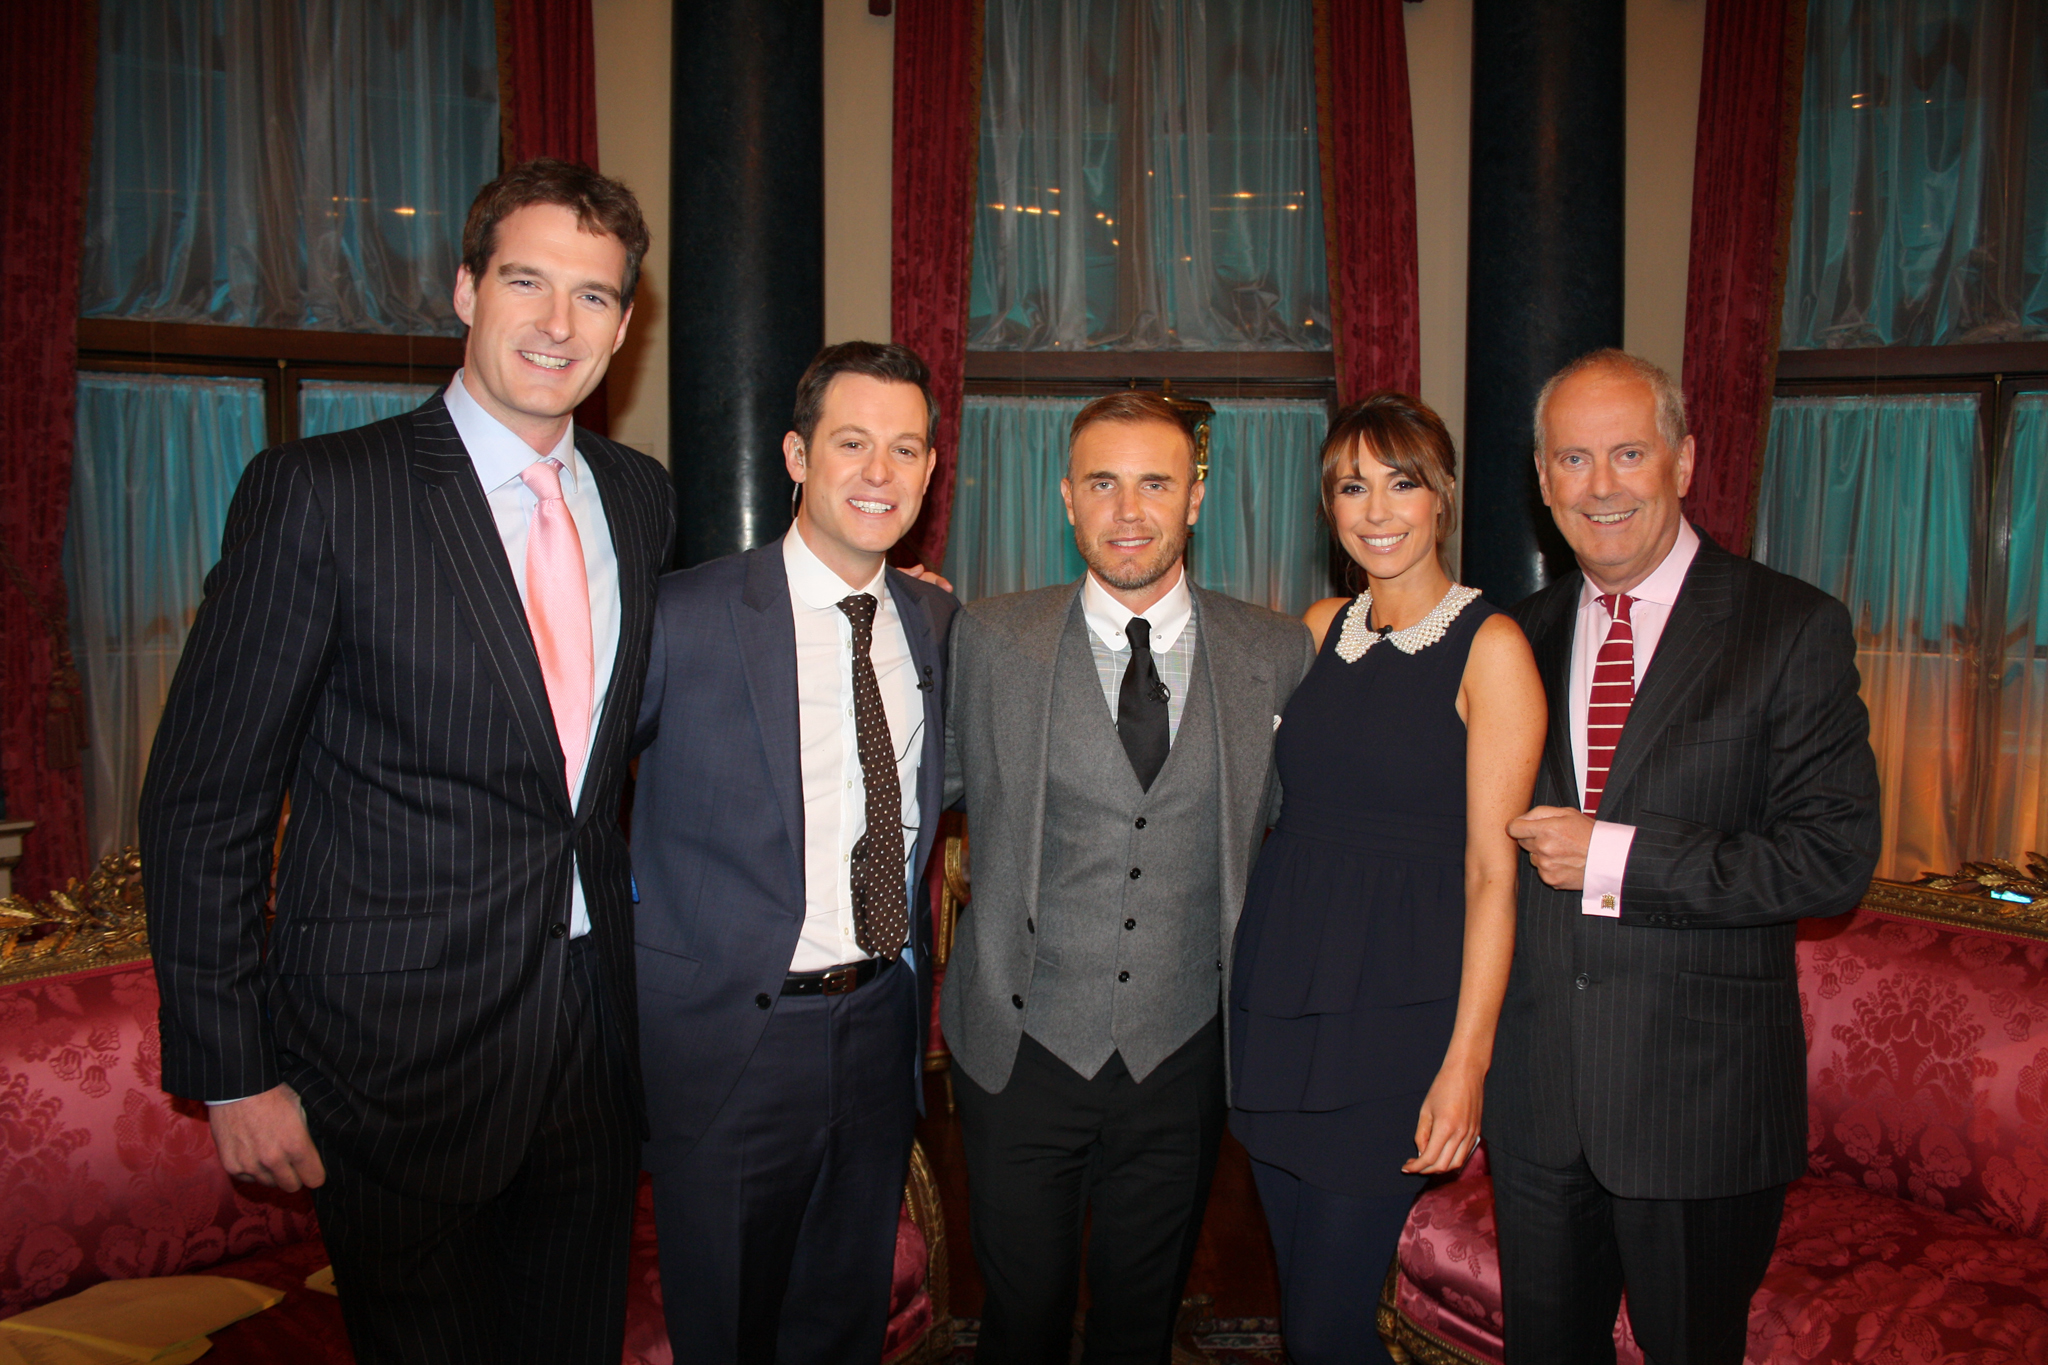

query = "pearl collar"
1334;583;1483;663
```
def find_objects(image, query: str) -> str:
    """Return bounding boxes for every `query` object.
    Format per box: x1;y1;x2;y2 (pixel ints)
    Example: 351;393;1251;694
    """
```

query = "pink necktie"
521;457;593;795
1583;593;1635;815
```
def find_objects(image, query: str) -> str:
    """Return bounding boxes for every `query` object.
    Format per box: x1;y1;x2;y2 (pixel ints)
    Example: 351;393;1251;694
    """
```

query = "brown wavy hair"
1318;392;1458;568
461;158;651;307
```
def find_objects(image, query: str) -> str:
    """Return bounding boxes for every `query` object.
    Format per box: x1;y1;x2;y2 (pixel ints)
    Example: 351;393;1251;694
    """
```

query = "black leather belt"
782;957;888;997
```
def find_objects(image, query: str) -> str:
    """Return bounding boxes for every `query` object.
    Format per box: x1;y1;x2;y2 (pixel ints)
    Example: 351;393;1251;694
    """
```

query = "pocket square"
1273;715;1283;731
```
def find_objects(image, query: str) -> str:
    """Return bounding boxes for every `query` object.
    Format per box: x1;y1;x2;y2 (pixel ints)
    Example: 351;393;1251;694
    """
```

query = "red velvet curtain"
0;6;97;899
890;0;984;572
1679;0;1806;555
1315;0;1421;404
496;0;609;435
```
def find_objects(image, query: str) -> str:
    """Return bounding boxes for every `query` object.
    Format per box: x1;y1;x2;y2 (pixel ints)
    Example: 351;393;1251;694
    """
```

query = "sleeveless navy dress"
1230;592;1498;1198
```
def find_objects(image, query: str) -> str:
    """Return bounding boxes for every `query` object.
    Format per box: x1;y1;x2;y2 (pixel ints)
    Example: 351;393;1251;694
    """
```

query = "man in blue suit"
631;341;958;1362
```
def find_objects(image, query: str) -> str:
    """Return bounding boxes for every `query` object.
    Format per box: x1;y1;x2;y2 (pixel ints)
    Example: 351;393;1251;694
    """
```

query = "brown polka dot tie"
838;593;908;959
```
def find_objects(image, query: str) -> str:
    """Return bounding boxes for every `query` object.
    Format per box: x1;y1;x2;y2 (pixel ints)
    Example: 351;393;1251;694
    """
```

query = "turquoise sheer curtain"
1752;394;1981;879
300;379;439;438
64;374;268;857
1987;393;2048;861
81;0;498;335
943;396;1327;614
1186;401;1326;615
1783;0;2048;347
968;0;1329;351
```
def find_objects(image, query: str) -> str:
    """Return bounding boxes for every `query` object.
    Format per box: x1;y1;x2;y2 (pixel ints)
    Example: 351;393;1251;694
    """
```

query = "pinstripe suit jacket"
1484;537;1880;1200
140;395;674;1203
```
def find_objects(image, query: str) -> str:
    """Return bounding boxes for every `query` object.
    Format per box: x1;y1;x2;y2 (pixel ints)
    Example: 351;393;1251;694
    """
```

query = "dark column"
669;0;824;567
1462;0;1625;606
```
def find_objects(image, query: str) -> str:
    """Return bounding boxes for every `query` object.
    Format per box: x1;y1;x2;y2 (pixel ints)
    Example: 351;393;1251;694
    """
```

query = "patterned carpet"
940;1317;1287;1363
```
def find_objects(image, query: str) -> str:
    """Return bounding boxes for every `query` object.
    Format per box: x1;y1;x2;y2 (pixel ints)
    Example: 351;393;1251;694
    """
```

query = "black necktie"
1118;616;1170;790
838;593;908;960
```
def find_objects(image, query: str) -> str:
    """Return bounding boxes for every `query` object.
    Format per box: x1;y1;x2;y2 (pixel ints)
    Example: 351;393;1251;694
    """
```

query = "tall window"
949;0;1335;614
65;0;492;856
1757;0;2048;876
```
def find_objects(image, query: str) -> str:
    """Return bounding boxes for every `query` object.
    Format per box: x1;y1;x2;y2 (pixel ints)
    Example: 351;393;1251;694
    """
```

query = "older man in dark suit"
630;341;957;1363
1493;349;1881;1365
140;160;670;1365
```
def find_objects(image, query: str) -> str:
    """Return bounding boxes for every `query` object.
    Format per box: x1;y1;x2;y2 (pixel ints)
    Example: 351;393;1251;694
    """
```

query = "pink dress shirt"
1570;520;1701;917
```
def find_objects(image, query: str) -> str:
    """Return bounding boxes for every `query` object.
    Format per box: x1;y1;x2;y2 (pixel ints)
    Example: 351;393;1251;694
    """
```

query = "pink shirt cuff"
1580;820;1635;917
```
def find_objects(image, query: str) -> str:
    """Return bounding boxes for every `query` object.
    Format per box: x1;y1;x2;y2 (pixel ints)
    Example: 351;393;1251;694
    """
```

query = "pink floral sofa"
1381;885;2048;1365
0;857;950;1363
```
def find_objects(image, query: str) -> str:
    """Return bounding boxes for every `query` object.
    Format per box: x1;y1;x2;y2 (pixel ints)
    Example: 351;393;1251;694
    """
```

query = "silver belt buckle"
820;965;860;996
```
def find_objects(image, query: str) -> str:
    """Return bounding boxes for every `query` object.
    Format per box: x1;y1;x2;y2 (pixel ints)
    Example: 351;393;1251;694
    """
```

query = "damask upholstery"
1383;905;2048;1365
1;955;946;1360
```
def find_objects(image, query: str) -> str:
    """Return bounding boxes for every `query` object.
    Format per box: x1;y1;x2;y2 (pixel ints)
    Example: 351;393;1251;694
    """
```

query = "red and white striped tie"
1583;593;1635;815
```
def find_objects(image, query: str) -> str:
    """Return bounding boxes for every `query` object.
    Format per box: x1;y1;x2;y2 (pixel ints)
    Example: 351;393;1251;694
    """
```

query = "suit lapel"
577;431;649;800
1528;578;1582;811
407;397;571;815
1601;546;1735;810
736;546;806;879
886;571;944;879
1015;582;1086;924
1191;588;1273;904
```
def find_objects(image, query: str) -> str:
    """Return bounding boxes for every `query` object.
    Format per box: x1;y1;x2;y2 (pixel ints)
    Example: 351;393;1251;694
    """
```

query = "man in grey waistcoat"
943;390;1316;1364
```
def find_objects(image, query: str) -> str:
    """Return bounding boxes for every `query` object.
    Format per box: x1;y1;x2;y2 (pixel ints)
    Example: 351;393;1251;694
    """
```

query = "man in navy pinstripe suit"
140;161;673;1364
1492;350;1879;1365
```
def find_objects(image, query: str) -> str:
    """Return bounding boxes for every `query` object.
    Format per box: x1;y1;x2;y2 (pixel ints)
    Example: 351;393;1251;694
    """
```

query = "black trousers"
1490;1145;1787;1365
956;1020;1226;1365
311;938;640;1365
1248;1158;1414;1365
649;955;919;1365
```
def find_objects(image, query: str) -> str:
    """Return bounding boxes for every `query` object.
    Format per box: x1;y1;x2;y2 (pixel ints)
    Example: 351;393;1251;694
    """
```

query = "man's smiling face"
452;201;632;453
1536;365;1695;596
785;373;936;588
1061;417;1204;609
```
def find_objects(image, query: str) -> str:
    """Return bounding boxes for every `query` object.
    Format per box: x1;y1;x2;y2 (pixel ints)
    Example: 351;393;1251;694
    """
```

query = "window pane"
969;0;1329;351
943;394;1327;613
82;0;498;335
1986;393;2048;861
64;374;267;856
300;379;439;438
1753;394;1980;878
1783;0;2047;347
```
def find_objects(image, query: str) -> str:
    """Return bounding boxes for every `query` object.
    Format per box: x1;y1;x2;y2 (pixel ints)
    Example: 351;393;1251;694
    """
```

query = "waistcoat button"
1117;970;1130;983
1129;867;1141;880
1012;994;1024;1009
1124;918;1136;931
1134;817;1147;829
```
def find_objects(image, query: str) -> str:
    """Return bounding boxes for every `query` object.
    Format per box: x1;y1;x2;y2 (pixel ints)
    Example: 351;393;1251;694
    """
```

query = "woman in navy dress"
1230;394;1545;1363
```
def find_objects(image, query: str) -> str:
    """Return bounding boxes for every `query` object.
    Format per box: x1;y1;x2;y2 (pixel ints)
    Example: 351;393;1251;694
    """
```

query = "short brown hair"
461;158;651;307
1319;392;1459;562
1067;391;1198;473
790;341;938;445
1533;348;1688;452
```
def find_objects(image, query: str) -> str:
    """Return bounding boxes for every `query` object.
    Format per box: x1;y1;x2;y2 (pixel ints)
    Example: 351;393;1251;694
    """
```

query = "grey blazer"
941;578;1316;1091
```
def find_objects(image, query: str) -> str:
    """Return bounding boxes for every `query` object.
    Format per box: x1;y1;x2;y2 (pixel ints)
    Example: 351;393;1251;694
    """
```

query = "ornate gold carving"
1867;866;2048;942
1378;1260;1491;1365
0;848;150;985
888;1137;954;1365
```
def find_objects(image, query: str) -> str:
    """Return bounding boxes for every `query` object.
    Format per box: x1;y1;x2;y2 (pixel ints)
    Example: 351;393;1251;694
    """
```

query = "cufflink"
1600;893;1617;912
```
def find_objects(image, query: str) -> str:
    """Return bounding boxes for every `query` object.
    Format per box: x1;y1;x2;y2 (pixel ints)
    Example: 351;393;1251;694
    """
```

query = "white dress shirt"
1080;563;1196;742
1569;519;1701;917
785;526;924;971
446;371;621;939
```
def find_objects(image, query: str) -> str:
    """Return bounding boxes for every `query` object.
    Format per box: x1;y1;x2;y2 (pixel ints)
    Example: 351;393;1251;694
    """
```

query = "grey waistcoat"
1023;609;1223;1082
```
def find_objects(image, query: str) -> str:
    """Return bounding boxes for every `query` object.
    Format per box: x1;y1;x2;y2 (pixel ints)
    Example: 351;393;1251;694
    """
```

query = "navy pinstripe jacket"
1485;536;1881;1200
140;395;673;1203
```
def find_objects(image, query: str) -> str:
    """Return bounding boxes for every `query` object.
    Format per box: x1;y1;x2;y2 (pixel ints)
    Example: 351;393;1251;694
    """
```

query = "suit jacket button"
755;993;771;1010
548;923;568;939
1575;973;1590;990
1117;971;1130;983
1129;867;1141;880
1124;918;1136;931
1134;817;1147;829
1012;994;1024;1009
